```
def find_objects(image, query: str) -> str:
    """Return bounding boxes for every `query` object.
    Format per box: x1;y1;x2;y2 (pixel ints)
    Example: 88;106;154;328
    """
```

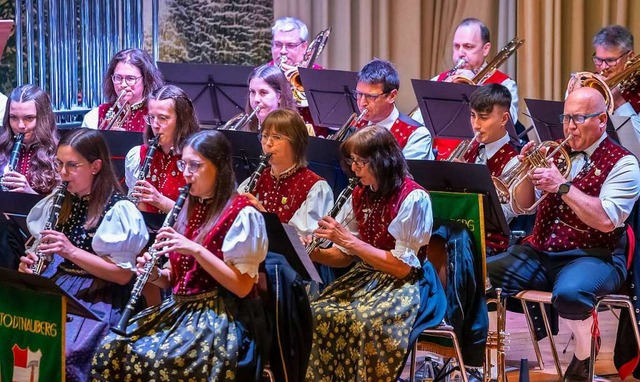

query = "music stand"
157;62;254;128
298;67;359;131
610;115;640;156
218;130;263;184
0;190;44;237
306;137;349;196
261;212;321;283
407;160;510;236
524;98;565;141
0;20;14;60
0;267;101;320
412;80;518;142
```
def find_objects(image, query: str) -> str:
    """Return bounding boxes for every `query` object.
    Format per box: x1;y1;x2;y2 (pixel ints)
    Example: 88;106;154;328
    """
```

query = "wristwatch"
557;182;571;196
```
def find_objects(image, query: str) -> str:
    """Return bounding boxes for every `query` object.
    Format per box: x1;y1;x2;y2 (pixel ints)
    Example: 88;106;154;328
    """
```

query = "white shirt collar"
484;132;511;160
372;105;399;130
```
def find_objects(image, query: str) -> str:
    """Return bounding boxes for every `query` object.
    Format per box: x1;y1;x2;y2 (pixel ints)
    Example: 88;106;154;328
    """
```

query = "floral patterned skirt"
305;262;422;382
91;288;268;382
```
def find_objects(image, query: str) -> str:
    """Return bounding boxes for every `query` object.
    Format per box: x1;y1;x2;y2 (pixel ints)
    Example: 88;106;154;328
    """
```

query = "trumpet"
100;90;131;130
220;106;261;131
112;184;191;335
243;153;272;194
492;134;572;214
328;108;368;141
30;182;69;275
485;288;508;382
129;134;161;205
306;177;359;255
446;132;480;162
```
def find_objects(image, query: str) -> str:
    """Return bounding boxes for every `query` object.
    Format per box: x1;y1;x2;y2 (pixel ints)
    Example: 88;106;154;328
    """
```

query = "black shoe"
563;356;590;382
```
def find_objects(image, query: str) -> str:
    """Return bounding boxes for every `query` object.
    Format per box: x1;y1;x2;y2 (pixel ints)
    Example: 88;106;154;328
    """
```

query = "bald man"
488;87;640;382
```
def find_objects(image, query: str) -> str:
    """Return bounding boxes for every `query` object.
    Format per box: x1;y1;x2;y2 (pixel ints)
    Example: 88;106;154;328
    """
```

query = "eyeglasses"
346;157;370;169
591;50;630;66
111;74;142;86
352;91;389;102
144;114;172;127
558;112;603;125
9;115;37;124
258;133;289;143
176;160;204;173
54;160;86;173
272;41;304;50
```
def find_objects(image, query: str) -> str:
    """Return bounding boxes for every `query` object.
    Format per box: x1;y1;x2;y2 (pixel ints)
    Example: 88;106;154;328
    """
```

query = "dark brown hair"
0;85;60;194
340;125;409;198
262;109;308;167
103;48;164;104
244;65;295;132
58;129;123;229
175;130;236;243
145;85;200;155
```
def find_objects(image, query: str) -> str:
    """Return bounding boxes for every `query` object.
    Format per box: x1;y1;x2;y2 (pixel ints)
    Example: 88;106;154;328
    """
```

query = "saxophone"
30;181;69;275
112;184;191;335
129;135;161;204
2;133;25;191
306;177;360;254
243;153;272;194
99;90;131;130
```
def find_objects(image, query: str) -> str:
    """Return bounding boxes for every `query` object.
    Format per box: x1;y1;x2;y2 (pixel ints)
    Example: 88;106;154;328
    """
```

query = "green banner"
0;284;64;382
430;191;485;281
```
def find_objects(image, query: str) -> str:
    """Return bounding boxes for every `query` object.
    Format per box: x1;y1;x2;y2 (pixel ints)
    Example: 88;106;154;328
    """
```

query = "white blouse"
124;145;143;192
26;193;149;270
334;188;433;268
220;206;268;279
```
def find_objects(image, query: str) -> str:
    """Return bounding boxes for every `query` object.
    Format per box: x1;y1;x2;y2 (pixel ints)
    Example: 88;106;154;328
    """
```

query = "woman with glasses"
239;108;332;237
18;129;149;381
0;84;59;194
241;65;297;133
82;48;164;132
124;85;200;213
92;130;269;381
306;125;446;381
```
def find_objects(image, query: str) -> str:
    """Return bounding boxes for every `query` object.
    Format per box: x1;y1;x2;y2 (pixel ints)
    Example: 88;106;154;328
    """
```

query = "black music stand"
218;130;263;184
157;62;254;128
0;190;44;237
412;80;519;142
298;67;359;131
0;267;101;320
407;160;510;236
261;212;321;282
306;137;349;196
524;98;565;141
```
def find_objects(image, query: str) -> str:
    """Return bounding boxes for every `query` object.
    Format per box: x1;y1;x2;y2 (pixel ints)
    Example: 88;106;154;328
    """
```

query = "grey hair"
593;25;634;52
272;17;309;42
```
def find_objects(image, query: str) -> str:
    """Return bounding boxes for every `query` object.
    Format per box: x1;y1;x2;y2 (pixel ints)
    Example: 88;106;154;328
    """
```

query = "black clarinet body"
31;181;69;275
112;184;191;335
129;135;160;204
243;153;272;194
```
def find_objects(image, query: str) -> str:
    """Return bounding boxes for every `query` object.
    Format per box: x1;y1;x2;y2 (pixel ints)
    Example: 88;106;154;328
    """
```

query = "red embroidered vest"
97;103;147;132
137;145;185;213
463;140;517;251
170;195;254;295
352;177;428;260
531;138;629;252
252;166;323;223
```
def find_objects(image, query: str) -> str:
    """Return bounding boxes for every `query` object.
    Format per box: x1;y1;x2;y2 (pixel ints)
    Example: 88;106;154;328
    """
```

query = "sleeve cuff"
391;241;422;268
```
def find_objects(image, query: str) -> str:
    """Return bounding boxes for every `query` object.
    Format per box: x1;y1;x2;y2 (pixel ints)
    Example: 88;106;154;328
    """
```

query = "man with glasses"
354;59;434;160
488;87;640;382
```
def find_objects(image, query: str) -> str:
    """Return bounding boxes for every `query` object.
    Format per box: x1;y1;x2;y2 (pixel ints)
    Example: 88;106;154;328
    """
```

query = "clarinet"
30;182;69;275
306;177;360;254
112;184;191;335
243;153;272;194
129;135;161;204
2;133;25;191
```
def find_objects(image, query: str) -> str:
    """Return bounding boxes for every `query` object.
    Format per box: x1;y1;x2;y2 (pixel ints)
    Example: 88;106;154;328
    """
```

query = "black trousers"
487;243;627;320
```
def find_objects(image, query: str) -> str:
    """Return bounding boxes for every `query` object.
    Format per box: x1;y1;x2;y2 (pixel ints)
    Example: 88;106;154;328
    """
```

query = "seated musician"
488;87;640;382
464;83;519;254
18;129;149;380
591;25;640;134
0;84;59;194
239;108;333;237
125;84;199;213
82;48;164;132
92;130;269;381
239;65;301;132
307;125;446;381
355;59;434;159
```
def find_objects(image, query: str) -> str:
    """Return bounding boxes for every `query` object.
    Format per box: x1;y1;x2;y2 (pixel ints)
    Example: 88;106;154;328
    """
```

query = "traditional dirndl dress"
26;191;149;381
306;178;446;381
91;195;269;381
